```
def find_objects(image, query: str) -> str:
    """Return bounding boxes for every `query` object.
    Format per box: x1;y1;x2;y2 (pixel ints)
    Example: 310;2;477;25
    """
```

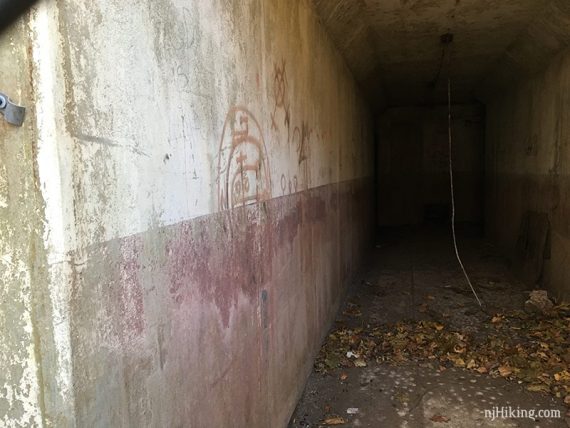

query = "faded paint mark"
75;134;149;157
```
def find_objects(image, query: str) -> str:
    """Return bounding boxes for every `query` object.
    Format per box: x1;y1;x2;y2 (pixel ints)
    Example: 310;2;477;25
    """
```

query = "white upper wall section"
33;0;372;250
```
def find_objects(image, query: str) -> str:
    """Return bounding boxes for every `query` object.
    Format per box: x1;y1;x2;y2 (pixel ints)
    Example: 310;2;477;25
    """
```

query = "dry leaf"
430;414;450;423
554;370;570;382
354;359;367;367
449;355;466;367
322;416;346;425
339;372;348;381
498;366;512;377
314;303;569;404
527;384;550;393
467;359;477;369
453;345;466;354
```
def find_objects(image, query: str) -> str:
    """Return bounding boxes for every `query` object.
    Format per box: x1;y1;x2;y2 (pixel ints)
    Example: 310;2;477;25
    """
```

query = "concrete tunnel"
1;0;569;426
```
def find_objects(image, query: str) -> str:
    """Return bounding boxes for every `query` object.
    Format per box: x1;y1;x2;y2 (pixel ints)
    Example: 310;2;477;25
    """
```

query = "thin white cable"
447;77;483;308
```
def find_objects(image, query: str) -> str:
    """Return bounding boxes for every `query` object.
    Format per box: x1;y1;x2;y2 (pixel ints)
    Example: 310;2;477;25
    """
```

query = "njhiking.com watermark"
484;406;561;421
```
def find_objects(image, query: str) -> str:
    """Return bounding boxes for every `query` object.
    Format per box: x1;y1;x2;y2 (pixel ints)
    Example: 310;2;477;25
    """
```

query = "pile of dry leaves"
315;304;570;406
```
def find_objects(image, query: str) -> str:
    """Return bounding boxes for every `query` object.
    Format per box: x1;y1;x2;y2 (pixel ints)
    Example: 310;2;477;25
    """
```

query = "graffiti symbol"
217;107;272;210
273;60;287;108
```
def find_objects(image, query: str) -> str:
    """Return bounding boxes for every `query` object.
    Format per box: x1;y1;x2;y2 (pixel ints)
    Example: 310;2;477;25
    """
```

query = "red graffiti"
217;107;272;210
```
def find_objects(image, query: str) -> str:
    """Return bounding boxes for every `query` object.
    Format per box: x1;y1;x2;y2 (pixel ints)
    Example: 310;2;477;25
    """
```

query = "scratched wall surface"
485;47;570;300
20;0;374;426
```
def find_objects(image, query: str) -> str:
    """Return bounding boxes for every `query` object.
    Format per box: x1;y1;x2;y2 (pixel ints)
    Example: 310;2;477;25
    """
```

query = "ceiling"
311;0;570;108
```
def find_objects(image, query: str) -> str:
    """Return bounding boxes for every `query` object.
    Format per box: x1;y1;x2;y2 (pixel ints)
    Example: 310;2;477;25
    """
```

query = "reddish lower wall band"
67;177;373;427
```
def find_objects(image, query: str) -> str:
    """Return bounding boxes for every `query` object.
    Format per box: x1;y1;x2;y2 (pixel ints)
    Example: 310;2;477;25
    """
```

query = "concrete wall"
1;0;374;426
485;47;570;300
0;18;49;428
377;105;485;227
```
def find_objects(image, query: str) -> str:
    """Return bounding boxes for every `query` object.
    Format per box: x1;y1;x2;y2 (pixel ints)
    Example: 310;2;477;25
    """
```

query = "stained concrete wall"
485;46;570;300
377;105;485;227
0;18;49;428
1;0;373;426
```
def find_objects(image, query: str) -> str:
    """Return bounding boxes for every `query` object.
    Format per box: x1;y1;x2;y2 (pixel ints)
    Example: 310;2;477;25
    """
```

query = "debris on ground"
315;303;570;406
525;289;555;314
430;414;450;423
321;416;346;425
342;302;362;318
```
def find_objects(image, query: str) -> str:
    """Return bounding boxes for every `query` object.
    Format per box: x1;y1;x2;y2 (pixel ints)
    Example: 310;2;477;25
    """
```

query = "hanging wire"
427;32;484;308
445;45;484;308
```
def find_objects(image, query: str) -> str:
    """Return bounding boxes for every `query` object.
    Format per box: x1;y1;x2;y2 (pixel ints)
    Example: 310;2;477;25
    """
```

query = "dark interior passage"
314;0;570;302
291;0;570;425
377;104;485;228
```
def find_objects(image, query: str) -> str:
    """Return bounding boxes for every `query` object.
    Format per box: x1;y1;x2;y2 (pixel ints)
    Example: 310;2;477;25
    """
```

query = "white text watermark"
484;406;561;421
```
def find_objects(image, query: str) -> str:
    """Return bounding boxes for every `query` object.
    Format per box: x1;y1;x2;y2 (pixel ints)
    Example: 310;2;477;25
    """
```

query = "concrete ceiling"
312;0;570;107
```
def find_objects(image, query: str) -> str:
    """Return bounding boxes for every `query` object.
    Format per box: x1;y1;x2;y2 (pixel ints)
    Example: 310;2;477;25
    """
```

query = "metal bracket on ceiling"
0;92;26;126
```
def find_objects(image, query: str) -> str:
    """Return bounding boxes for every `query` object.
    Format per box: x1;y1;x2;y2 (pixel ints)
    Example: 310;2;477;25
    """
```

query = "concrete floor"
290;227;569;428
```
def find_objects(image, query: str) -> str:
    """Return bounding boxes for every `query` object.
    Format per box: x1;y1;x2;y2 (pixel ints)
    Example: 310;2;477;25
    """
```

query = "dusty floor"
290;227;569;428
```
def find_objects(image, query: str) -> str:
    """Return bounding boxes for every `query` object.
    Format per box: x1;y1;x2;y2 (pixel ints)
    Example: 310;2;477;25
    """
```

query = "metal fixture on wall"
0;0;38;127
0;92;26;126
